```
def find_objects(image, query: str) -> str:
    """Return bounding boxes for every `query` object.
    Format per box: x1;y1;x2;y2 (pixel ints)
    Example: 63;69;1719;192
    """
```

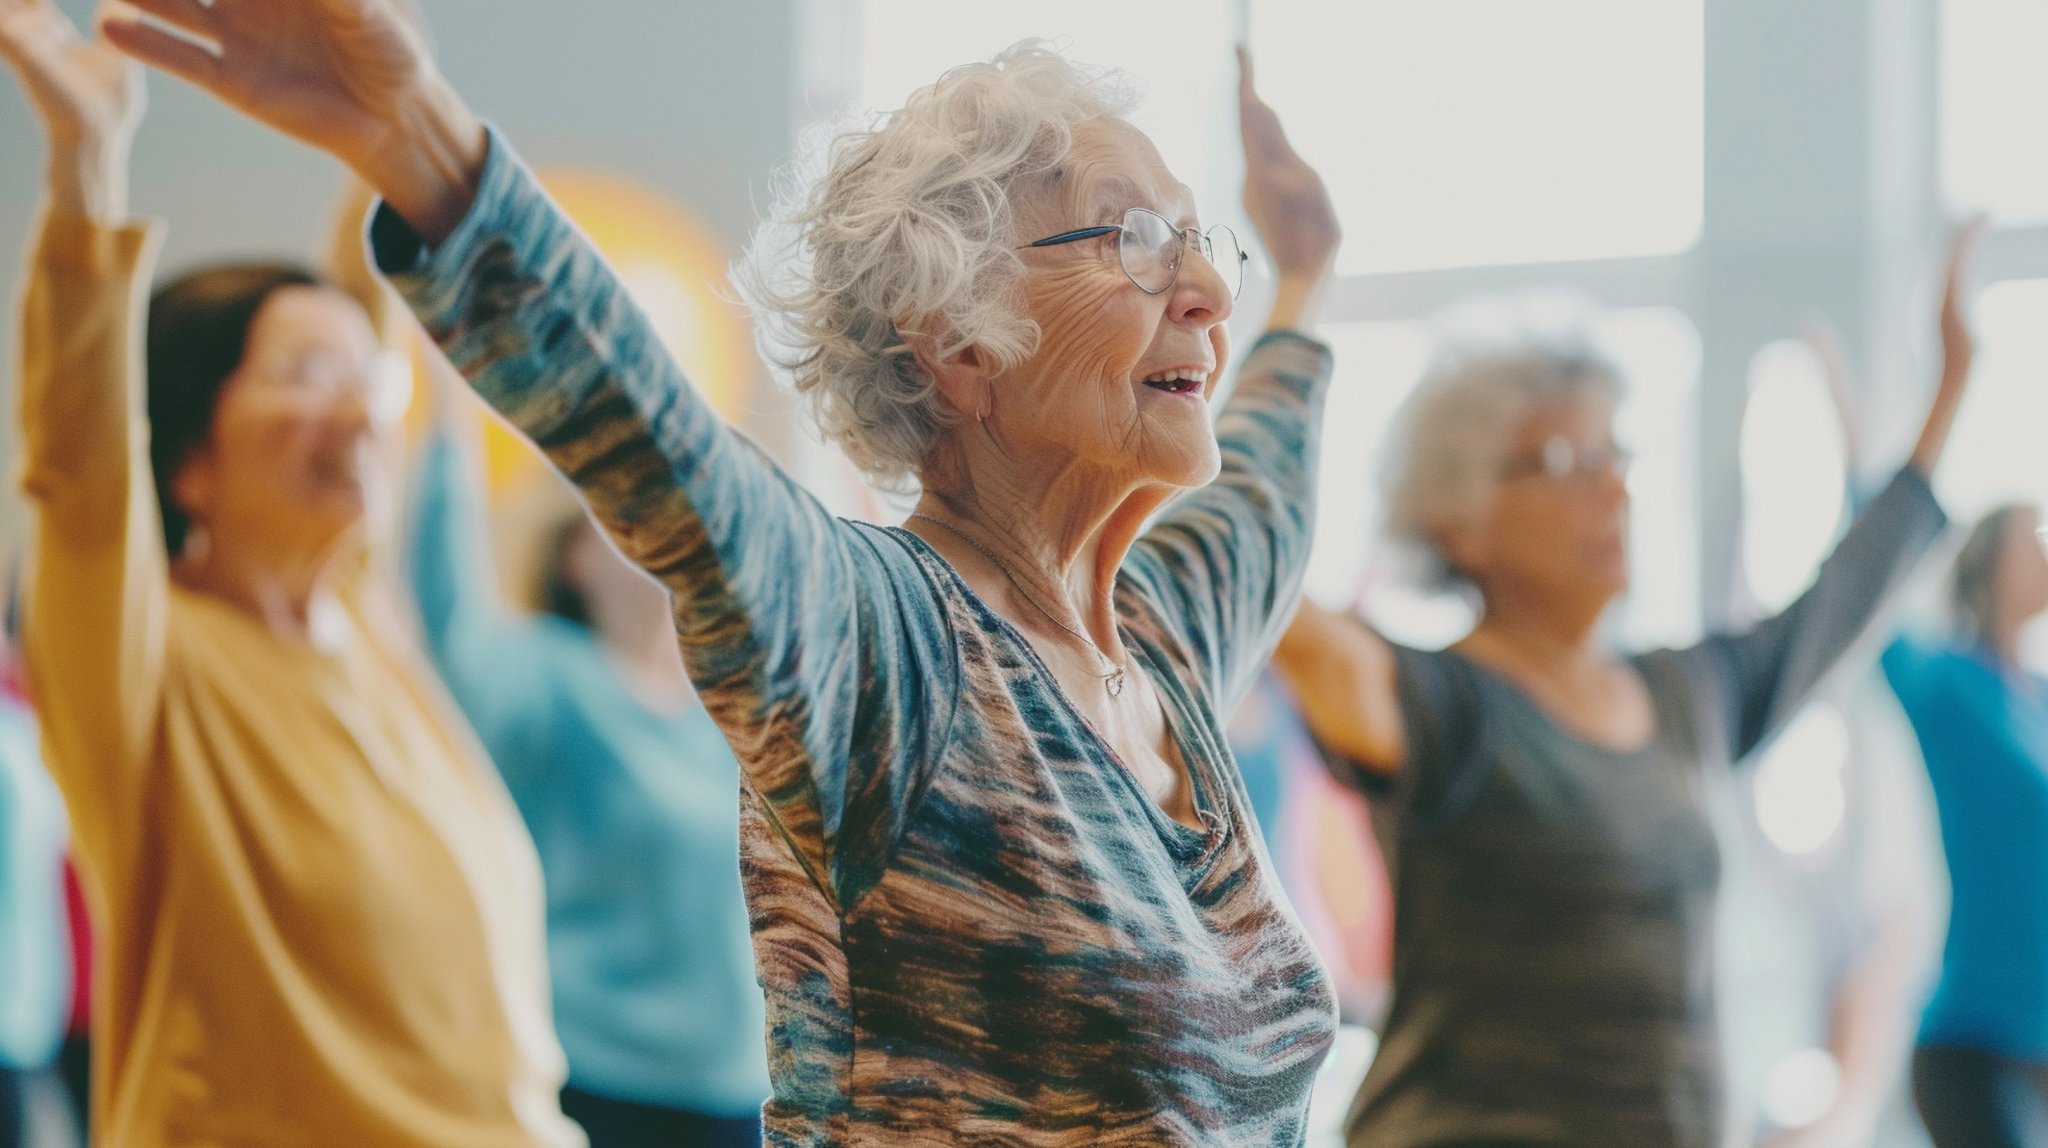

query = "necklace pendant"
1106;668;1126;698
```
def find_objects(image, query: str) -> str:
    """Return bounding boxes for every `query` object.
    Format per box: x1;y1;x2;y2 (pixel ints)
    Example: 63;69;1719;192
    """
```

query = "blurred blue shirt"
0;692;69;1070
409;431;770;1115
1885;637;2048;1059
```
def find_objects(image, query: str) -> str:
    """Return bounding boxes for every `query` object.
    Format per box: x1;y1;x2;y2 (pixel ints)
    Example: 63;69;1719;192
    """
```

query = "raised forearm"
354;79;487;249
1274;601;1406;773
1264;273;1331;336
1910;219;1984;478
1906;358;1967;478
15;207;172;796
44;134;129;223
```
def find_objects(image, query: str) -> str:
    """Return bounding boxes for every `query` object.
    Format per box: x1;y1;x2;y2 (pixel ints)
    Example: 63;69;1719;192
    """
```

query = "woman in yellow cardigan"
1;1;581;1144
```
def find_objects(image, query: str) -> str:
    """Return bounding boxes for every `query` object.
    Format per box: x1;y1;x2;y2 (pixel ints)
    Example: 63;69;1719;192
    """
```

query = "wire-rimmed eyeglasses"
1022;207;1248;300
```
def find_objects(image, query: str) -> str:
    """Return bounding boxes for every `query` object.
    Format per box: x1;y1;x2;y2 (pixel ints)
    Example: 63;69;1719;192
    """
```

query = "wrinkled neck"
915;447;1173;655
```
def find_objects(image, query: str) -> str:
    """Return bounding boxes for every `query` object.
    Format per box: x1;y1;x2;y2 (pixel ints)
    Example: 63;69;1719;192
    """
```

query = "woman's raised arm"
105;0;955;908
1656;225;1980;762
1131;49;1340;708
5;0;168;843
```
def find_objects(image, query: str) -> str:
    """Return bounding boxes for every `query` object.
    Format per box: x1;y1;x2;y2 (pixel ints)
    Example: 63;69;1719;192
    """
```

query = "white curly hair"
738;42;1140;493
1379;317;1626;589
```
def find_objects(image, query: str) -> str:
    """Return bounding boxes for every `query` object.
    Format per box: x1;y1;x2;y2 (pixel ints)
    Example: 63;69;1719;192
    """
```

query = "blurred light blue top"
1227;671;1300;845
0;691;70;1070
408;431;770;1114
1885;637;2048;1059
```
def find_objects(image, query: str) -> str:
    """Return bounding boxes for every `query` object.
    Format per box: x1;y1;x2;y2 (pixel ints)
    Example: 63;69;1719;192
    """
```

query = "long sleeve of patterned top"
370;131;1333;908
1124;330;1332;711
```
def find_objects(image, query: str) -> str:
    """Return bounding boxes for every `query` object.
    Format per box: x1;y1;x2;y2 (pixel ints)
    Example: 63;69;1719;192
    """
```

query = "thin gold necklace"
909;512;1128;698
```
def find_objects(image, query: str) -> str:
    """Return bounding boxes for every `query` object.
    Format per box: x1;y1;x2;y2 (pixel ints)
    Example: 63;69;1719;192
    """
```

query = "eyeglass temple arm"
1023;225;1122;249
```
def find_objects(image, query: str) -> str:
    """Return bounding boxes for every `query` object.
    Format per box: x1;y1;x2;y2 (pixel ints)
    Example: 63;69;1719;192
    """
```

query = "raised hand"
0;0;144;219
1;0;141;144
1937;214;1988;392
101;0;484;242
1238;44;1340;321
1909;214;1990;476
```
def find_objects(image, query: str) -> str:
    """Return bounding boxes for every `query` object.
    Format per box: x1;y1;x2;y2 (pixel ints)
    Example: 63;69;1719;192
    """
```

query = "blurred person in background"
1270;231;1979;1146
1;1;581;1142
0;569;73;1148
1885;501;2048;1147
409;361;771;1147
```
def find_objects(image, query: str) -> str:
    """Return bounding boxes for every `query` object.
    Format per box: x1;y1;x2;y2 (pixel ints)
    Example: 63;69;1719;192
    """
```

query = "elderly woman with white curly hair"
101;1;1345;1142
1273;241;1985;1147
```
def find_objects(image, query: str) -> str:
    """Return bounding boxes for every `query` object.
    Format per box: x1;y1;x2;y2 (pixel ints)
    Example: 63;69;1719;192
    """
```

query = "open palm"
1238;46;1340;281
103;0;432;168
1937;214;1987;390
0;0;142;146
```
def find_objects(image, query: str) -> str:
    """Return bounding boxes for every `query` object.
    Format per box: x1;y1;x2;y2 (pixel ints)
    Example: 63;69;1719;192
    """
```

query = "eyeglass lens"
1533;436;1632;481
1116;209;1245;299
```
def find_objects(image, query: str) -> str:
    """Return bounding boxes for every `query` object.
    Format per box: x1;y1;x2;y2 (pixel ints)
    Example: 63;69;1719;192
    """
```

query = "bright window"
1249;0;1704;276
1935;278;2048;521
1740;340;1849;615
856;0;1238;211
1750;704;1853;857
1605;308;1704;648
1943;0;2048;219
1300;320;1433;610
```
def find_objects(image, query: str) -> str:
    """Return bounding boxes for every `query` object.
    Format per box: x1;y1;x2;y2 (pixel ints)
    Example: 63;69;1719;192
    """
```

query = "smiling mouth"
1139;367;1209;396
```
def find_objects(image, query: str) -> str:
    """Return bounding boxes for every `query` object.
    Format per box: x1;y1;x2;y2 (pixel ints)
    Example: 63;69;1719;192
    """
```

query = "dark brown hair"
145;263;334;555
535;511;595;628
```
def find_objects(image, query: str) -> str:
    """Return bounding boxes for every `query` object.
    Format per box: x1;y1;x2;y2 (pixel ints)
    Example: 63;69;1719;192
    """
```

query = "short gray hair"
738;42;1139;493
1379;325;1624;589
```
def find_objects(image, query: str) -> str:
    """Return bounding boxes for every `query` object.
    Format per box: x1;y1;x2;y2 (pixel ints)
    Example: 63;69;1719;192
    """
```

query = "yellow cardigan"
16;210;582;1148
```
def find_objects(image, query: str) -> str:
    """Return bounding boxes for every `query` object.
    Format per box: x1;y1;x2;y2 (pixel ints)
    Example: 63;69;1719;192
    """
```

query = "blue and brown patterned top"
371;131;1340;1146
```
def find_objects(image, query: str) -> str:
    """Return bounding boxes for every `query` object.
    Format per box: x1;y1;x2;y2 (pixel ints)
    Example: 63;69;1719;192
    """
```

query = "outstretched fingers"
1237;45;1304;170
99;2;216;87
110;0;211;39
0;0;77;63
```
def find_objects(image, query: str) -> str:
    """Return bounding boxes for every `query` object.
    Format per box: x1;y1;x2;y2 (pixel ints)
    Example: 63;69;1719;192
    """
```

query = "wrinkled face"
1000;118;1236;491
1445;391;1631;609
173;287;390;559
1996;505;2048;625
565;518;672;627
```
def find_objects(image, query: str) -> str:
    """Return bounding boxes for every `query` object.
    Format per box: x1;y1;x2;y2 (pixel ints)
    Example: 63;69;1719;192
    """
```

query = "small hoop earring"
181;522;211;565
977;389;993;424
